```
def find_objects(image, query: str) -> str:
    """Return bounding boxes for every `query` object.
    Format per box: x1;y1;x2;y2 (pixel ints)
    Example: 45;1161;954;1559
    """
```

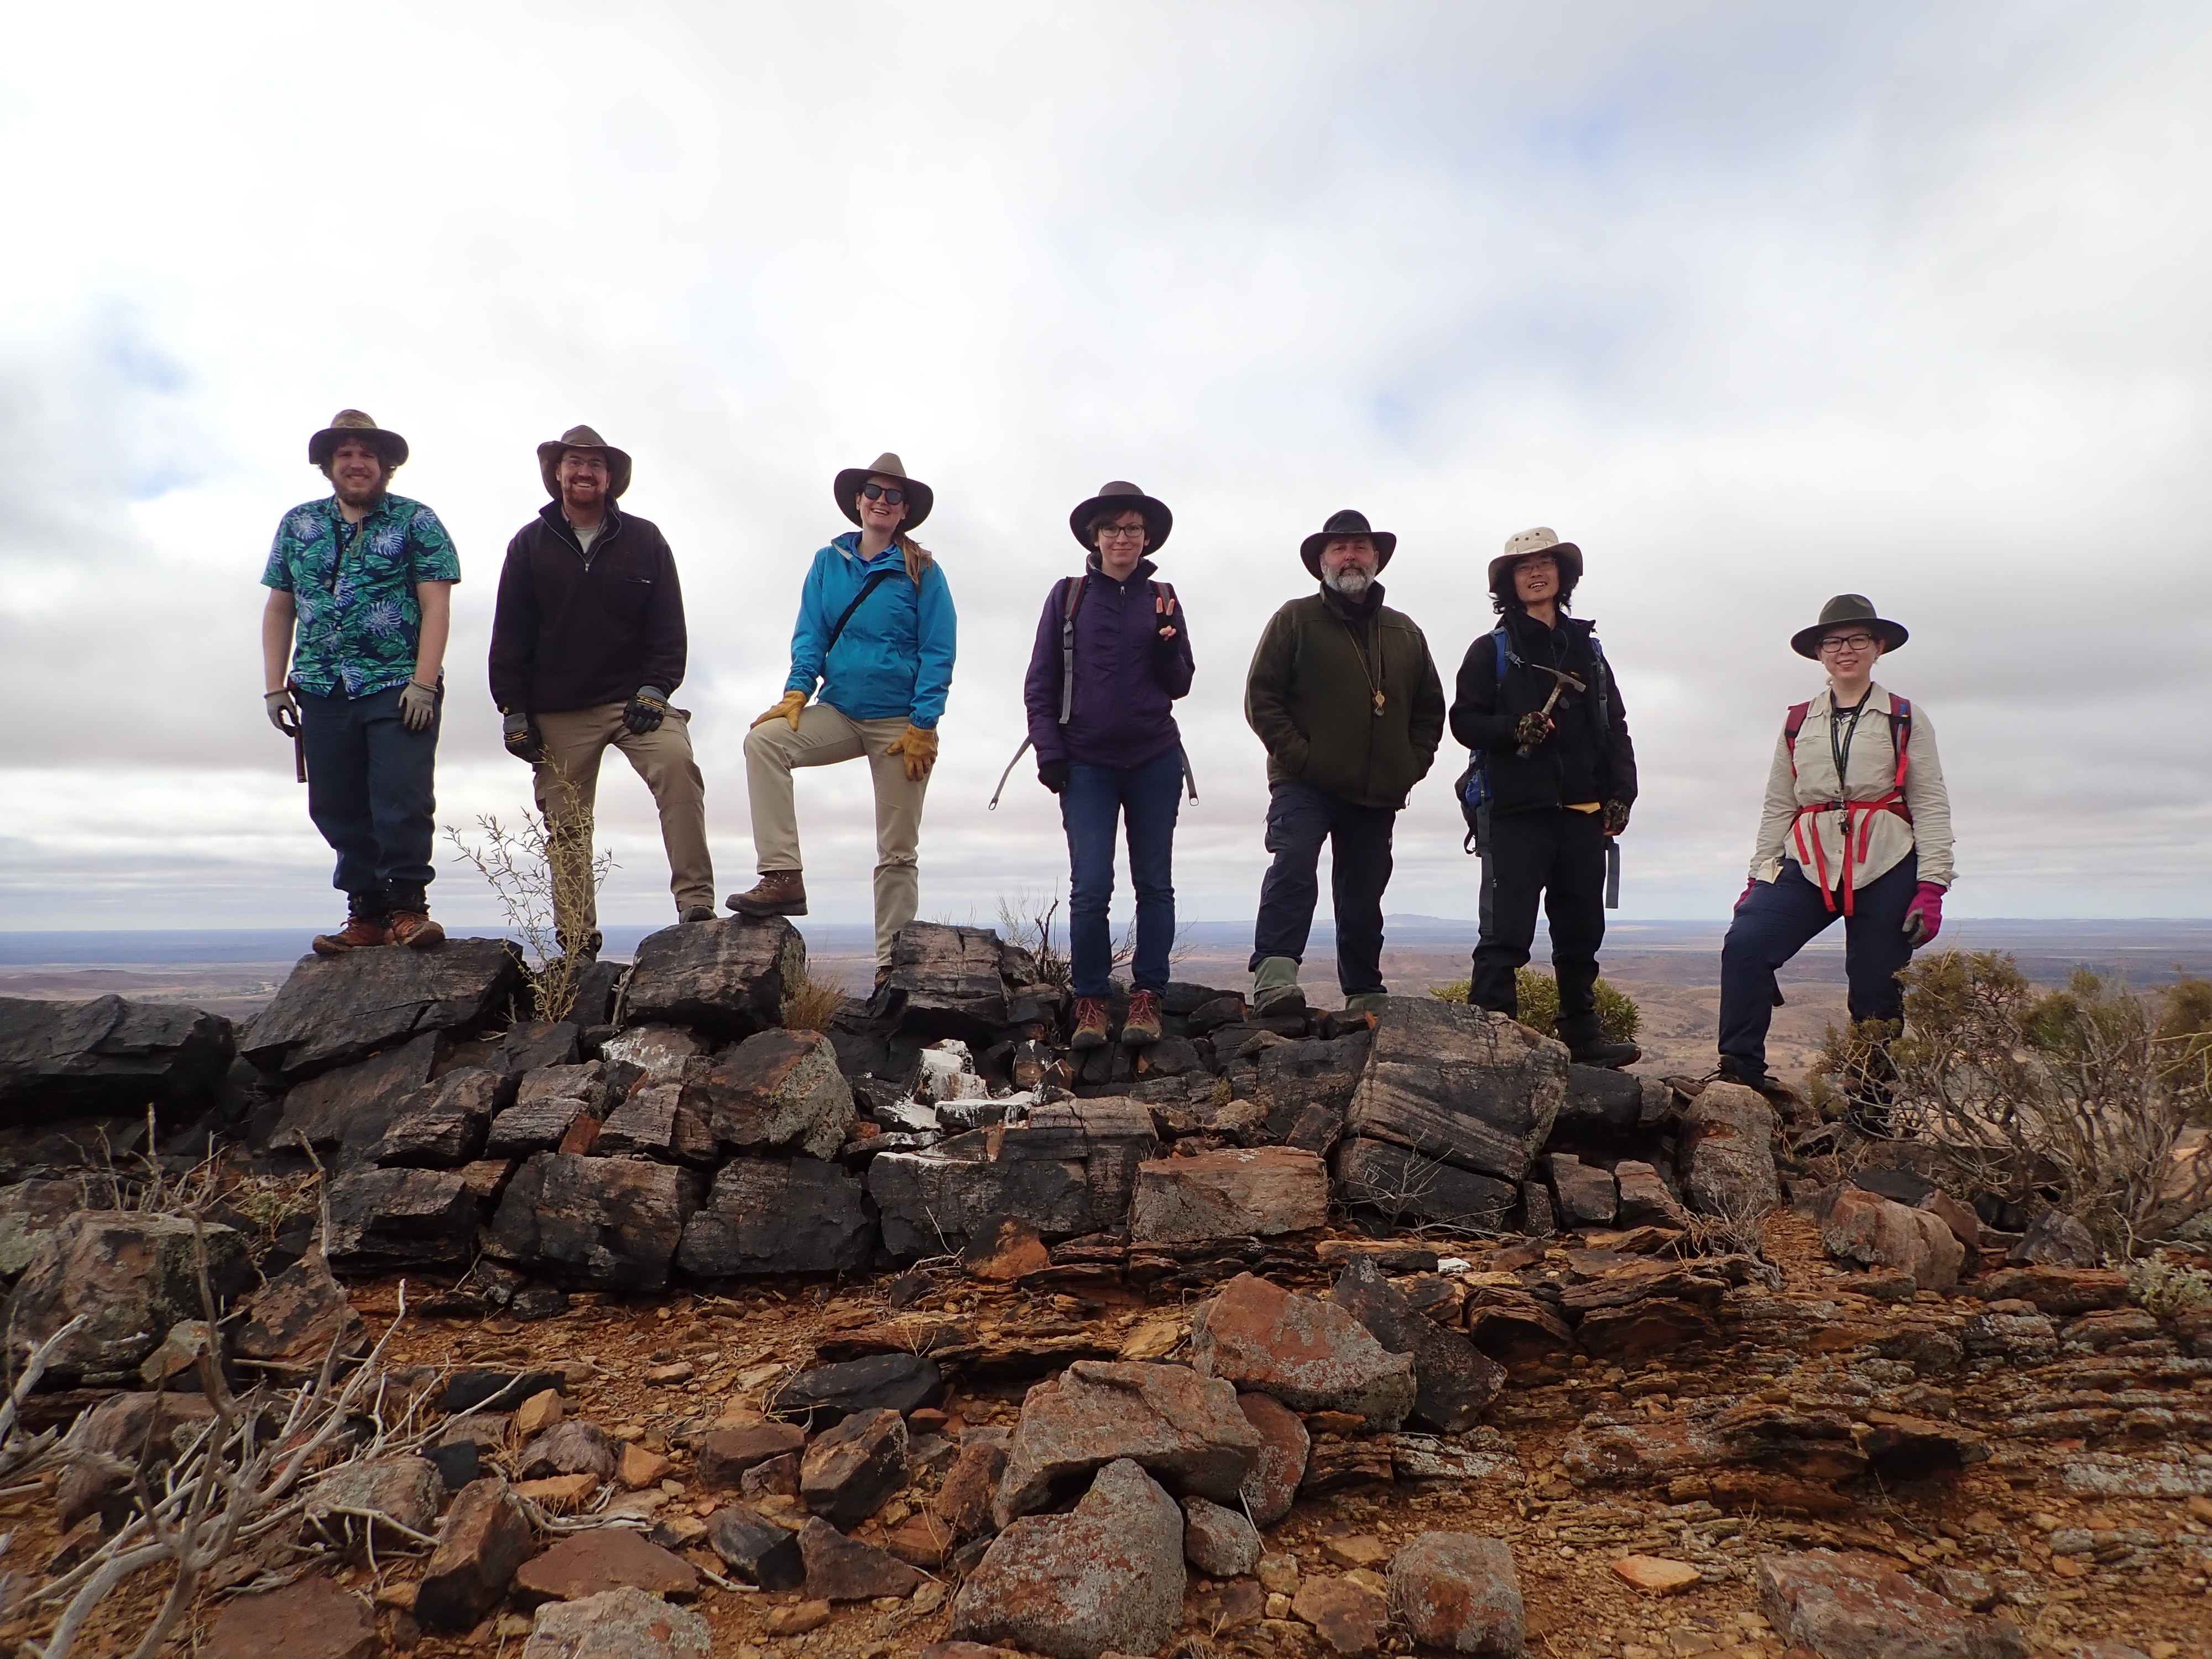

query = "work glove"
624;686;669;734
1039;760;1070;794
1601;799;1631;837
1513;710;1554;748
264;688;300;734
398;680;439;732
884;723;938;782
503;710;545;763
1902;881;1945;948
752;690;807;731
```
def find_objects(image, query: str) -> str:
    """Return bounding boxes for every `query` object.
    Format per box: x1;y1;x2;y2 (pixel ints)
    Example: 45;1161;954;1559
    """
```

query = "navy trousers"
1250;780;1396;997
1472;807;1609;1046
1061;748;1184;998
1718;854;1919;1073
299;683;441;914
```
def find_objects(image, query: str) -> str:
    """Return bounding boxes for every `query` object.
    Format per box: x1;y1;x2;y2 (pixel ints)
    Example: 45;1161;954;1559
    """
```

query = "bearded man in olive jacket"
1244;509;1446;1016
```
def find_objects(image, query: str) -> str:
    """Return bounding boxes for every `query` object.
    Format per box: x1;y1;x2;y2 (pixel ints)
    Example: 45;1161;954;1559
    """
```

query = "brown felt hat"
1791;594;1908;659
1299;508;1397;578
1068;481;1172;552
537;425;633;500
1486;525;1584;594
834;452;933;531
308;409;407;469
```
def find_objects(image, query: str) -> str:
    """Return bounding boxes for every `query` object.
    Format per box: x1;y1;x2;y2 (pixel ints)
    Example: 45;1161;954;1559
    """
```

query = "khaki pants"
535;703;714;943
744;702;928;966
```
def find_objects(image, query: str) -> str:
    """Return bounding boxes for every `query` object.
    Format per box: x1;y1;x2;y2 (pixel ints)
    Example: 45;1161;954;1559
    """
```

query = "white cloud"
2;2;2209;935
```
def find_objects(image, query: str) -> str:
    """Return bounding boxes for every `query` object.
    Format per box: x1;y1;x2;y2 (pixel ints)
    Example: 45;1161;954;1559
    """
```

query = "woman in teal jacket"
731;453;958;980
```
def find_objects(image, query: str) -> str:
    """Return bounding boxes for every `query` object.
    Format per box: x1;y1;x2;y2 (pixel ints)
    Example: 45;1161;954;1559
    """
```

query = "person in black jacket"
488;426;712;960
1449;527;1639;1067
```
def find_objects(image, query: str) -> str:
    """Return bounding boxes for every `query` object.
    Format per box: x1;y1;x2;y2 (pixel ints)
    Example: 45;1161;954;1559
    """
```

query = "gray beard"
1323;566;1373;599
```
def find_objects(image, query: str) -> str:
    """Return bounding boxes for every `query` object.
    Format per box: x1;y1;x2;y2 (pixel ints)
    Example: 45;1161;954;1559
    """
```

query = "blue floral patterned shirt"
262;493;461;697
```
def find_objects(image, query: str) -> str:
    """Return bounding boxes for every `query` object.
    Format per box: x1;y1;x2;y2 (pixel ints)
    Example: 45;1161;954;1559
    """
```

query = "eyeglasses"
860;483;905;505
1819;632;1878;653
1098;524;1147;542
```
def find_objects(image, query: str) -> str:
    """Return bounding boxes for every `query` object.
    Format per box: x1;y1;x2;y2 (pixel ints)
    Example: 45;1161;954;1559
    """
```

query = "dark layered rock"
6;1211;253;1379
274;1032;442;1167
597;1081;717;1165
879;923;1014;1040
2009;1208;2101;1269
676;1156;875;1276
1343;1001;1566;1184
1552;1063;1663;1139
1546;1153;1618;1227
375;1066;515;1166
241;937;523;1081
486;1062;608;1157
868;1099;1159;1258
709;1503;806;1589
487;1153;706;1291
325;1167;480;1270
686;1028;853;1160
231;1251;367;1369
622;915;805;1040
1129;1146;1328;1242
0;994;233;1120
800;1515;924;1600
1331;1256;1504;1434
416;1477;535;1631
484;1020;583;1075
769;1353;945;1430
800;1407;909;1528
1333;1138;1517;1230
1253;1032;1372;1140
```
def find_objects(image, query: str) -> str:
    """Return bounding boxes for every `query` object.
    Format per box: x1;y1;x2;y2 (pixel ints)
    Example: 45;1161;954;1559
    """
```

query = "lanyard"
1829;691;1871;801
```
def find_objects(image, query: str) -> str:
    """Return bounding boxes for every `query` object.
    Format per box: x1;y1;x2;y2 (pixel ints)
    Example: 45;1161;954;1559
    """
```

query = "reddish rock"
885;1511;956;1567
417;1477;535;1631
1297;1439;1396;1496
488;1062;607;1157
799;1515;924;1599
520;1421;618;1481
992;1359;1262;1527
520;1583;712;1656
1919;1190;1981;1250
231;1251;367;1370
1821;1188;1963;1290
201;1572;378;1659
1576;1300;1718;1360
1547;1154;1618;1227
1388;1532;1524;1655
933;1436;1011;1536
740;1451;801;1500
800;1406;909;1529
1292;1575;1390;1656
1190;1272;1415;1432
56;1391;215;1531
1129;1146;1329;1241
1612;1161;1688;1228
1465;1290;1576;1373
1610;1554;1700;1595
951;1458;1186;1659
963;1214;1052;1282
5;1211;254;1379
1756;1550;2028;1659
1181;1495;1261;1576
302;1455;441;1558
695;1421;807;1488
1236;1390;1310;1527
1193;1579;1267;1633
514;1527;700;1605
1971;1265;2130;1315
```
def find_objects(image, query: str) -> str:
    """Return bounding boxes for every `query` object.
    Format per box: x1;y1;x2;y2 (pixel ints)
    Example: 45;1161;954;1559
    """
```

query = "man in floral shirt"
261;410;461;954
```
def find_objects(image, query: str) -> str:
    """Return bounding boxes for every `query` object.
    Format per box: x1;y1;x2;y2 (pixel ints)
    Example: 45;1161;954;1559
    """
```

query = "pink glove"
1902;881;1944;947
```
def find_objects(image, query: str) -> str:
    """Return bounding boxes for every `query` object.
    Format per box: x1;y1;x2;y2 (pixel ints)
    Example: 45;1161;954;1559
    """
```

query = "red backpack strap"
1783;701;1812;778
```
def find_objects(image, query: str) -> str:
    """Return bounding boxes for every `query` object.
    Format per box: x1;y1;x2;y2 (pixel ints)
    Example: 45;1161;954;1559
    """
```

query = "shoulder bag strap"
824;568;896;656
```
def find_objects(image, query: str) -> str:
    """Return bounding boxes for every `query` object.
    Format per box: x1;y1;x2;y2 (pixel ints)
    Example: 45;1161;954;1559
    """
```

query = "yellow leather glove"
751;690;807;731
884;724;938;781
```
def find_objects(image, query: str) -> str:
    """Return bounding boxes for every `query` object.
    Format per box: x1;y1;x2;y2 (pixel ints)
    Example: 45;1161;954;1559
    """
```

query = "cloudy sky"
3;3;2209;936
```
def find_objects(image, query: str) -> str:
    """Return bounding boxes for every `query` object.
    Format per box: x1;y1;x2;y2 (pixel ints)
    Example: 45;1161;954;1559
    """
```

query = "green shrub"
1428;969;1640;1045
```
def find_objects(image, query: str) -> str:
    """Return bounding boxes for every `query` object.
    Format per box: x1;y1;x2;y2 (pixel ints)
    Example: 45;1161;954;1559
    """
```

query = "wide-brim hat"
1068;481;1172;552
1300;508;1397;578
537;425;634;500
1487;525;1583;593
1792;594;1908;659
308;409;407;469
834;452;933;531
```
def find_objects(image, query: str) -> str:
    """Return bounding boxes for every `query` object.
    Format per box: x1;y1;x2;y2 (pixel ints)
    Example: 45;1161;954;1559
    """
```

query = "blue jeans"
1249;780;1396;997
1718;854;1919;1073
1062;748;1183;997
299;683;442;915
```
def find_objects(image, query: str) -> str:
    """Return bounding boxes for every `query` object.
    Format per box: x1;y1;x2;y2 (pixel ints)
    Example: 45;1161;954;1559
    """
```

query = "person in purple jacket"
1021;481;1195;1051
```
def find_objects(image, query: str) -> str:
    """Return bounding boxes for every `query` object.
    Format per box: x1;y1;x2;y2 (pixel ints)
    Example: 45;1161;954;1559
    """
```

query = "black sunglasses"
860;483;906;506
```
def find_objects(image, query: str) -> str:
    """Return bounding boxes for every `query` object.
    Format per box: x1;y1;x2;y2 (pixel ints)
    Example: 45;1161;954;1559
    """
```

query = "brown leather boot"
1069;996;1110;1050
727;870;807;917
385;911;446;949
1120;989;1163;1048
311;914;387;956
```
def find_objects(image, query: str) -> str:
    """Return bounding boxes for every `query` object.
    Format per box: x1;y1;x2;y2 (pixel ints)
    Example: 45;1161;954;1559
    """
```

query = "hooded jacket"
1022;555;1193;770
1244;582;1446;810
1449;608;1636;816
488;501;685;714
784;531;958;727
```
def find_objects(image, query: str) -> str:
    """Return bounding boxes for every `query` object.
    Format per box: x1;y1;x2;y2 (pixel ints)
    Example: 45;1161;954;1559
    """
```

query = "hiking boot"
1342;991;1390;1019
1717;1056;1797;1104
728;870;807;917
1121;989;1163;1048
1251;956;1306;1016
1571;1037;1643;1069
680;906;716;924
311;913;387;956
1070;997;1111;1050
386;911;446;950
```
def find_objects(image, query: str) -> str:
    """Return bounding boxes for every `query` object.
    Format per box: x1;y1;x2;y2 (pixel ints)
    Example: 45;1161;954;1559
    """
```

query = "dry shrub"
1428;970;1642;1045
1817;951;2212;1252
996;890;1071;992
780;968;847;1032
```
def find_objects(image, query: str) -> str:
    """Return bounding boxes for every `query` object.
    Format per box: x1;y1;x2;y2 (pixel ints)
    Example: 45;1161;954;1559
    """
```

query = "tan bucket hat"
308;409;408;469
834;452;933;531
537;425;633;500
1487;525;1584;593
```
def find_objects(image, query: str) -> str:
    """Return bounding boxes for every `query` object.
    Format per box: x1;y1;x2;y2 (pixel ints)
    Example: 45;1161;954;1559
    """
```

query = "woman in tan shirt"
1717;595;1953;1120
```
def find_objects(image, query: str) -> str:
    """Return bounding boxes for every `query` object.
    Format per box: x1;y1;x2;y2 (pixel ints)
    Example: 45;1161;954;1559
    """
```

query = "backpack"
1453;623;1615;853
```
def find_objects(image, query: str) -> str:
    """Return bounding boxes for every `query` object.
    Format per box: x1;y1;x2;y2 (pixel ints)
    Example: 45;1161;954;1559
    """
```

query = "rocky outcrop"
6;1211;253;1380
621;916;805;1040
1190;1272;1416;1432
487;1154;706;1292
1343;1001;1567;1185
686;1029;852;1160
0;994;233;1120
325;1167;481;1270
1129;1146;1329;1241
676;1157;874;1276
275;1032;444;1167
375;1065;515;1166
1333;1138;1519;1229
1331;1256;1504;1434
992;1360;1262;1526
241;937;522;1081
